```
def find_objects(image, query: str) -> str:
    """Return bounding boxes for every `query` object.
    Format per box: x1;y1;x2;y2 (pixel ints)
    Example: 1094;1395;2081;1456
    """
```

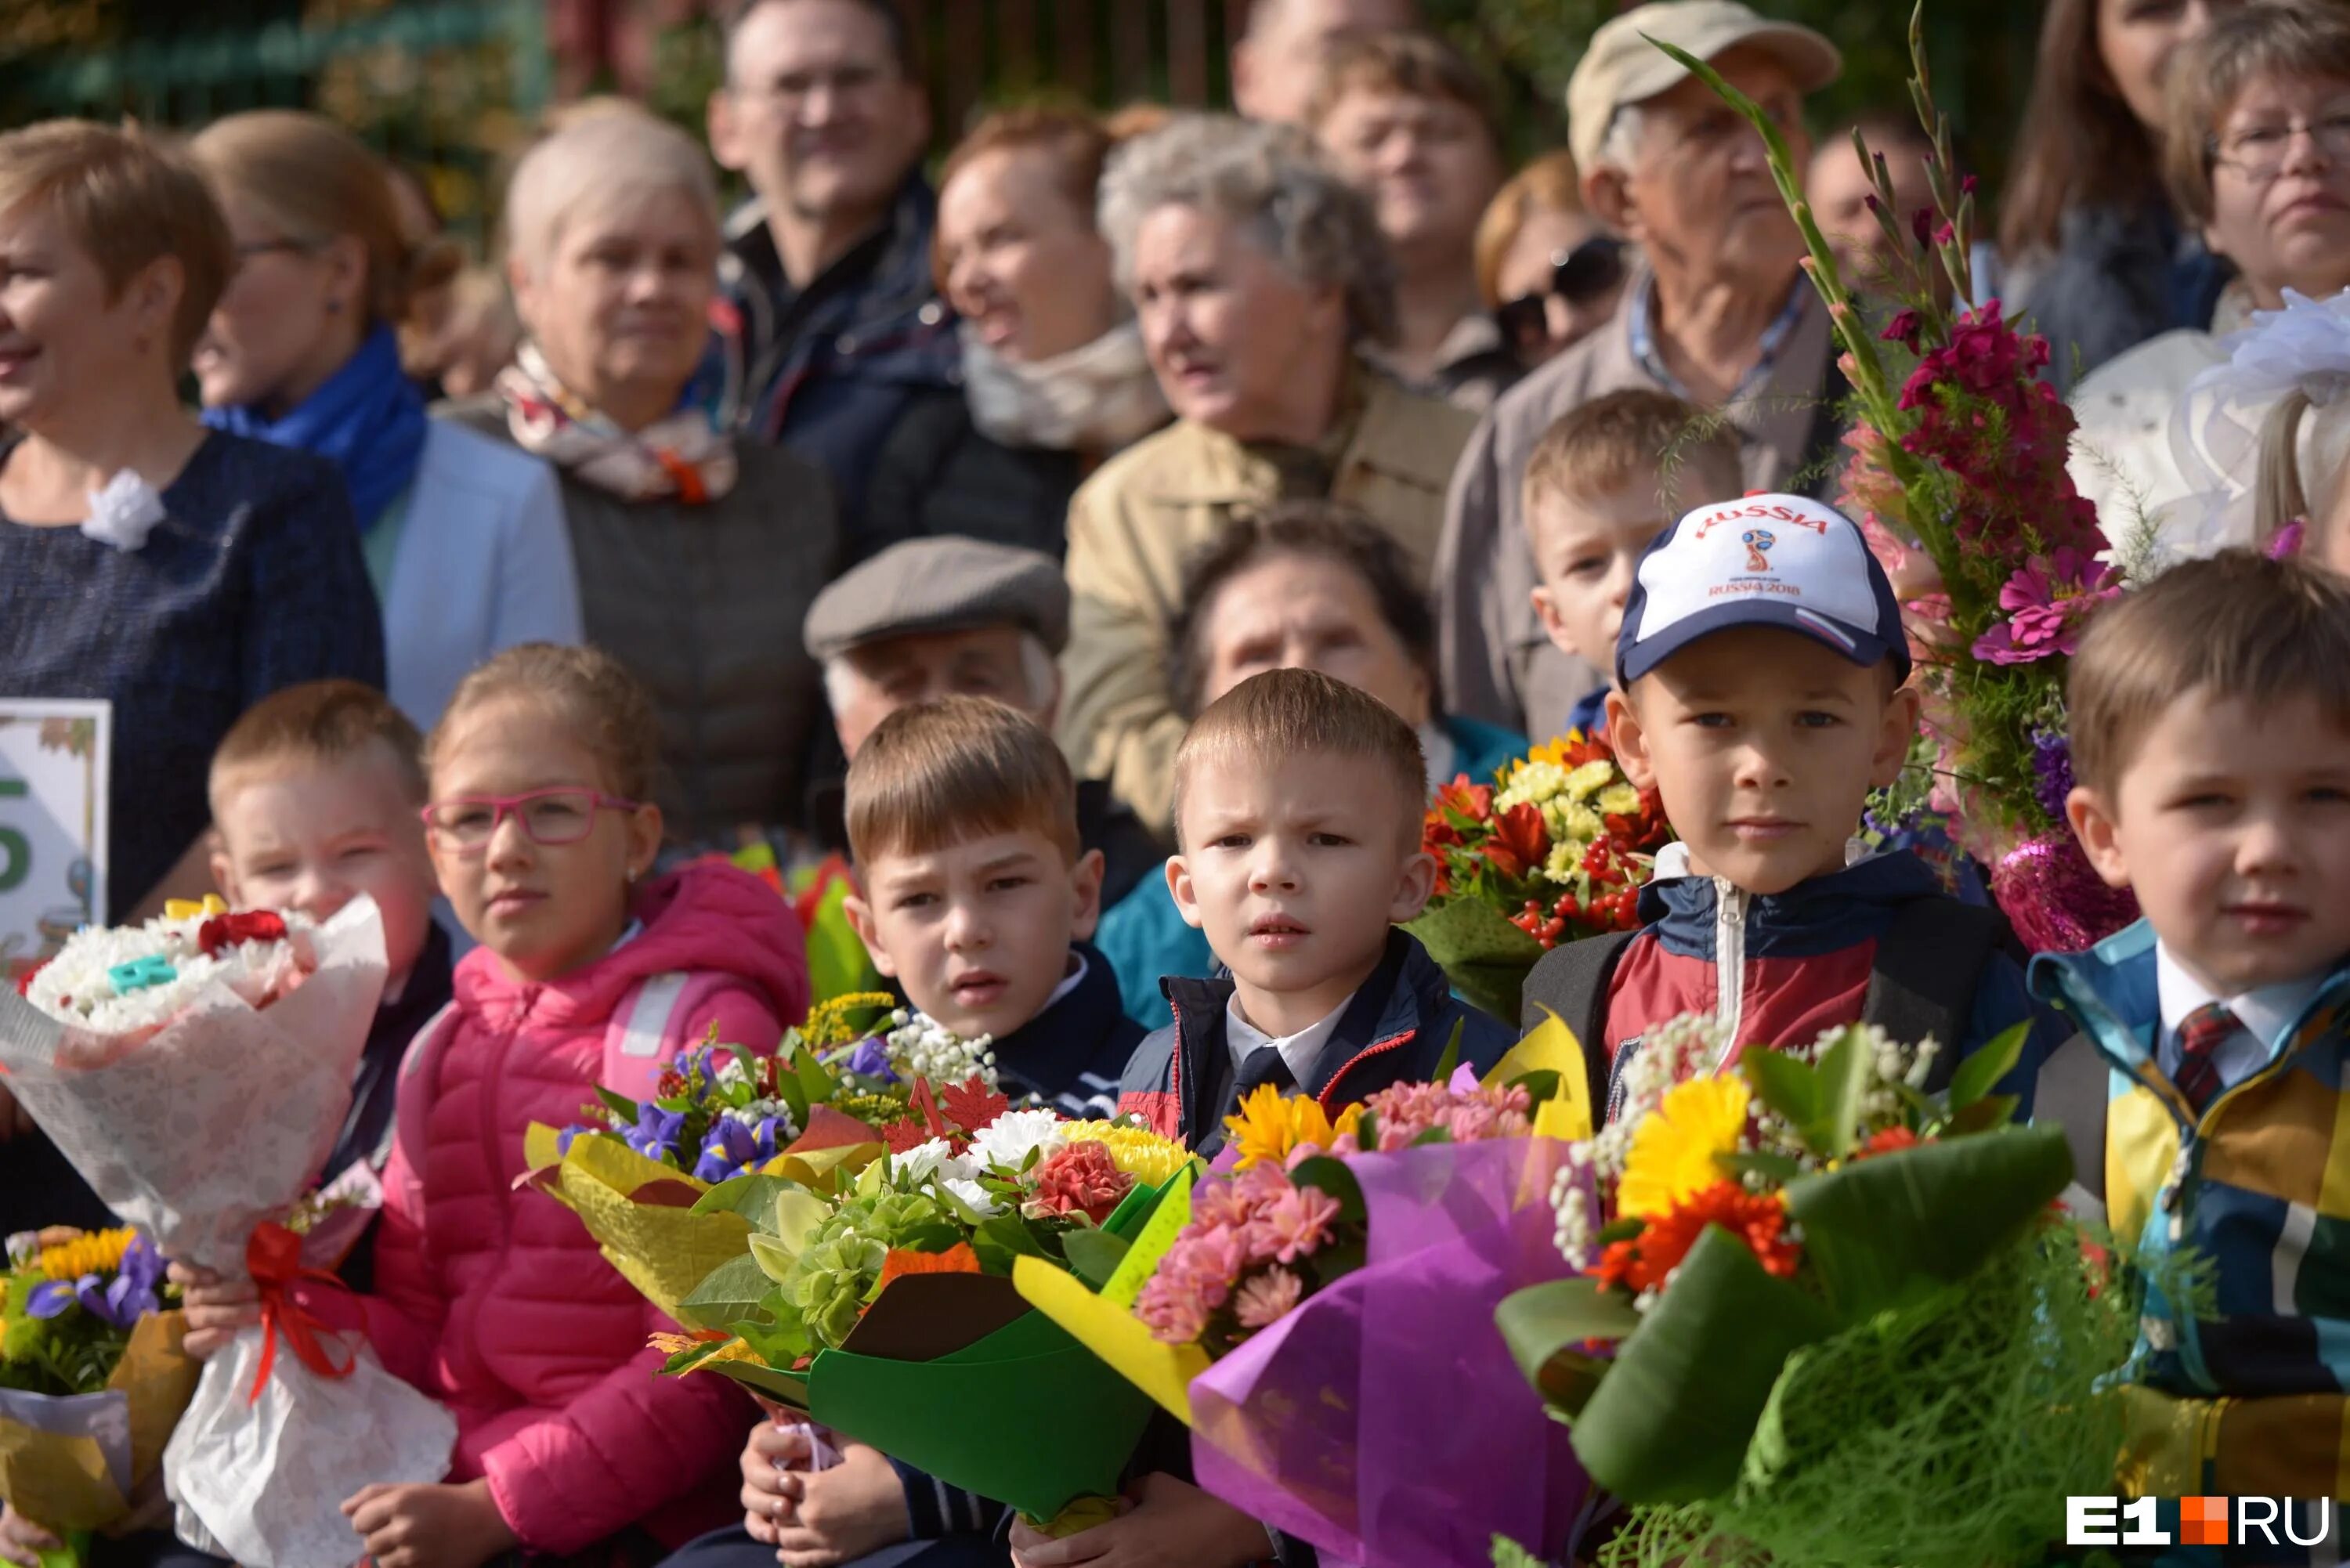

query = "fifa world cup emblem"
1741;529;1777;573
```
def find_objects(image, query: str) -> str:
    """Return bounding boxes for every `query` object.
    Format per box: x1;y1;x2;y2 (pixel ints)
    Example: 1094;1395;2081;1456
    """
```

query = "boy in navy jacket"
1520;493;2064;1112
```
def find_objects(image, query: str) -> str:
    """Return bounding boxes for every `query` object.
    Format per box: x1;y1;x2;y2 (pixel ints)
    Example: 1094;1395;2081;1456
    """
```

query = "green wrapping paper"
1404;898;1548;1023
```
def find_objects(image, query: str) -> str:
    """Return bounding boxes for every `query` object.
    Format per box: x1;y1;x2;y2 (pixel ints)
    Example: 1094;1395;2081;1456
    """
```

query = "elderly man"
1435;0;1844;742
1231;0;1421;124
801;537;1160;948
709;0;952;552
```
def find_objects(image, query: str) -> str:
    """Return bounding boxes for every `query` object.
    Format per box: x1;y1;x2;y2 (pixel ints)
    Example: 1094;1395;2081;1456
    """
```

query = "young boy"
1524;389;1746;738
695;699;1141;1568
1119;666;1513;1151
207;680;453;1187
1520;493;2063;1110
2034;553;2350;1538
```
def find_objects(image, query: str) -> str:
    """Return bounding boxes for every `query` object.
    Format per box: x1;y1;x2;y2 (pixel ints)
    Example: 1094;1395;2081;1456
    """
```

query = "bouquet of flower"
1498;1013;2131;1568
658;1088;1195;1524
1019;1024;1596;1568
0;896;456;1568
1654;7;2139;954
1407;735;1670;1021
0;1227;198;1561
522;993;902;1324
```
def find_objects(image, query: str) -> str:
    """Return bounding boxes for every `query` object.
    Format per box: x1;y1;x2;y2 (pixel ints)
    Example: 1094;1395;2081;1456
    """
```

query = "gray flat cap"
803;536;1072;662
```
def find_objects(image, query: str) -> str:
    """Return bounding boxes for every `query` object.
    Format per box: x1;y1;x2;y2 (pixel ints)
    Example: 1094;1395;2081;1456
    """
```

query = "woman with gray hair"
1058;112;1476;840
452;104;838;854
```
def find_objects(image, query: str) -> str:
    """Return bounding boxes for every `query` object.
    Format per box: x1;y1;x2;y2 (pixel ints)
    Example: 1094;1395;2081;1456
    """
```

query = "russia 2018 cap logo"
1741;529;1776;573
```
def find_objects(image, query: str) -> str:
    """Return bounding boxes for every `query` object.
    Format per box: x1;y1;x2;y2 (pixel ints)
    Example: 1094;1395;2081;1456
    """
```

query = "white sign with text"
0;699;110;974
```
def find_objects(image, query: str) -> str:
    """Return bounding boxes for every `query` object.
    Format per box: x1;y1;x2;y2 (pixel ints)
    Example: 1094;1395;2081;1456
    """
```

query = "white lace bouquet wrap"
0;896;457;1568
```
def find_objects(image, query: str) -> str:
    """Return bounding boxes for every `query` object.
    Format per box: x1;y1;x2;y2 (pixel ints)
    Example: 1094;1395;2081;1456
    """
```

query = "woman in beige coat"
1058;114;1475;838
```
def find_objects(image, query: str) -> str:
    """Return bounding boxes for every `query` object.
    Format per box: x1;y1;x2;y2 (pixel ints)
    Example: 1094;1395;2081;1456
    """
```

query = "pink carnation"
1249;1183;1342;1264
1232;1266;1306;1331
1357;1082;1534;1150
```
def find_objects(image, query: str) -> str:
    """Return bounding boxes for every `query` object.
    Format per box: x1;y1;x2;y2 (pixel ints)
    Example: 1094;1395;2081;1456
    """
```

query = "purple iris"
678;1042;721;1093
2030;729;2075;826
623;1103;688;1165
27;1234;164;1330
555;1124;598;1157
845;1037;898;1082
692;1115;781;1183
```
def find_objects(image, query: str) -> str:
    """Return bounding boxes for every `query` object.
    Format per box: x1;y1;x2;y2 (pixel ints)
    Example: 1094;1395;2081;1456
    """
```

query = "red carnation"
1025;1140;1135;1224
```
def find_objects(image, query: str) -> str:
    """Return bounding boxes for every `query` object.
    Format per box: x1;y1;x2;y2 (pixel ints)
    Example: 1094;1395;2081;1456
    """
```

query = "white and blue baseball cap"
1616;493;1908;686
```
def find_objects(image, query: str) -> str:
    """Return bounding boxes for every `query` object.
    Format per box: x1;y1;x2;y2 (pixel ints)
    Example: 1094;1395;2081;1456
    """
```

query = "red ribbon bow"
200;910;287;960
244;1220;360;1404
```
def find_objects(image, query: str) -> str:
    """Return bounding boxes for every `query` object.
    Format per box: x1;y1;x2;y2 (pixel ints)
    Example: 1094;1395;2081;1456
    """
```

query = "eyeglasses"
2210;110;2350;182
420;787;643;853
1494;236;1627;353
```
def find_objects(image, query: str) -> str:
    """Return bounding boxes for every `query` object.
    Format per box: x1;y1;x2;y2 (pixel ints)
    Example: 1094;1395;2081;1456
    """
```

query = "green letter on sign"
0;776;27;894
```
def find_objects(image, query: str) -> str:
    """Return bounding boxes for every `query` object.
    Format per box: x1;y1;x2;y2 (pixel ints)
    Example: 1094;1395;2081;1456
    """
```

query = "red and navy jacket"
1116;929;1515;1150
1571;847;2063;1112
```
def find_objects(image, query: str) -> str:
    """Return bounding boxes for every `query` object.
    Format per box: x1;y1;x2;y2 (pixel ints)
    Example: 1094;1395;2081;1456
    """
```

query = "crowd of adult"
10;0;2350;1559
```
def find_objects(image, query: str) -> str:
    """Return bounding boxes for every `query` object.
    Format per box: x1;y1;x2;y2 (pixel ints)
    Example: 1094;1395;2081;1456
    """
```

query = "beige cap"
1567;0;1841;174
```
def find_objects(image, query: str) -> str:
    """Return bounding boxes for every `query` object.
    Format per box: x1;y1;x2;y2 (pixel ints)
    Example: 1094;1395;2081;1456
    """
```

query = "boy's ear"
1067;847;1107;941
1166;854;1206;932
1388;848;1437;924
2066;785;2135;891
1869;683;1923;790
1530;584;1578;659
1607;688;1655;788
206;829;237;908
841;891;901;979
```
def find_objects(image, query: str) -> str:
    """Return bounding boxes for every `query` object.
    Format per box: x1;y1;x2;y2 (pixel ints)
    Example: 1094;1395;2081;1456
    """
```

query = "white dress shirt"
2153;941;2329;1097
1226;991;1356;1087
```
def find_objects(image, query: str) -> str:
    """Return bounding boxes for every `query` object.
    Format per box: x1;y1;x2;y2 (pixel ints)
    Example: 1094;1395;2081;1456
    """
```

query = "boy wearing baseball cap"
1519;493;2064;1111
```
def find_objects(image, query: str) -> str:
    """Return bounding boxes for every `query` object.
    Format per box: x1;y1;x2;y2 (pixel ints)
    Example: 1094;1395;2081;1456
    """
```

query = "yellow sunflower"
1618;1078;1752;1219
39;1227;136;1283
1224;1084;1365;1169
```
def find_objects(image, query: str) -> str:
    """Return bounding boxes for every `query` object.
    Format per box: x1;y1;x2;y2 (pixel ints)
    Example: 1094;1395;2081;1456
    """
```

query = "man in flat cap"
1435;0;1848;746
796;536;1161;995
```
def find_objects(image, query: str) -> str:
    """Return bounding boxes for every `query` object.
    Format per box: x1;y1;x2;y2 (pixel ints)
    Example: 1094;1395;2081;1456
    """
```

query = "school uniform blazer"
384;418;583;727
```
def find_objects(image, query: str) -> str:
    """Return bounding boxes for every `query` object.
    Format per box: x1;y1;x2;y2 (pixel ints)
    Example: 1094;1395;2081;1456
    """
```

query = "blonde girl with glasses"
176;642;810;1568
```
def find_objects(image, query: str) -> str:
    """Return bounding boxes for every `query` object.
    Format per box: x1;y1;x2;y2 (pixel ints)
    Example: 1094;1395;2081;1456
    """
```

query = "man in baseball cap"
1436;0;1846;758
1520;490;2065;1118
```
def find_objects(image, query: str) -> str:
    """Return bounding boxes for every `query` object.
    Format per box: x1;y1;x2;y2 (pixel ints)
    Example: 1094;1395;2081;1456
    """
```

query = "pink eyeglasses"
420;787;642;853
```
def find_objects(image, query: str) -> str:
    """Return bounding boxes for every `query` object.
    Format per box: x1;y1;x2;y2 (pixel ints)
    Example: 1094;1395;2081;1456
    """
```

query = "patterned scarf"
495;341;739;504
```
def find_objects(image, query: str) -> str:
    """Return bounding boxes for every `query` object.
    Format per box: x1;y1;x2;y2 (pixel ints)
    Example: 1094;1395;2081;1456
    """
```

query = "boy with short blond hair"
2034;552;2350;1526
1119;666;1512;1150
1523;389;1746;735
1520;493;2063;1111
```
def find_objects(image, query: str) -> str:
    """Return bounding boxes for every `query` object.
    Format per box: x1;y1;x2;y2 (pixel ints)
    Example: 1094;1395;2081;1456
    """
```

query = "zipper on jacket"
1713;877;1749;1064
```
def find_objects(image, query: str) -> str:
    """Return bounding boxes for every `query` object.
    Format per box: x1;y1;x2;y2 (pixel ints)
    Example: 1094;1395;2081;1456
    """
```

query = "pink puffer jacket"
365;862;808;1553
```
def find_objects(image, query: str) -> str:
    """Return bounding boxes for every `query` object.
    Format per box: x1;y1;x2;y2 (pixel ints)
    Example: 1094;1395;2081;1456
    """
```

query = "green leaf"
1782;1124;2073;1323
792;1046;838;1109
1061;1227;1131;1290
1947;1092;2022;1136
595;1086;639;1123
1812;1027;1875;1163
1715;1151;1803;1185
1496;1277;1643;1415
1945;1021;2030;1114
1289;1156;1367;1225
1491;1537;1543;1568
678;1252;777;1331
1508;1069;1562;1107
1596;1216;1644;1245
1433;1017;1466;1085
692;1172;794;1219
1568;1227;1838;1503
1741;1049;1822;1136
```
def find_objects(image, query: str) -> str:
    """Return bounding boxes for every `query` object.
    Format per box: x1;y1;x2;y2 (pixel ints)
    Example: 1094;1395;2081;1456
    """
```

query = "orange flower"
1855;1126;1921;1160
1589;1181;1800;1294
877;1241;982;1294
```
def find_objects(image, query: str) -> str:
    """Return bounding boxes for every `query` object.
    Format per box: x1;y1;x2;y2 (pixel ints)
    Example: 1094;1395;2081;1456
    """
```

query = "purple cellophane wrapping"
1187;1138;1586;1568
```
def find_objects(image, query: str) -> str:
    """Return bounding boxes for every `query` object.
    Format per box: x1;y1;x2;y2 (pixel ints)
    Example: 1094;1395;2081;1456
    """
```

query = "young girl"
179;643;809;1568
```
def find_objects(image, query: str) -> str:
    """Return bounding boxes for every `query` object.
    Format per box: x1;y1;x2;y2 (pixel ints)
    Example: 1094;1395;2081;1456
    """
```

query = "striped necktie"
2173;1002;2242;1115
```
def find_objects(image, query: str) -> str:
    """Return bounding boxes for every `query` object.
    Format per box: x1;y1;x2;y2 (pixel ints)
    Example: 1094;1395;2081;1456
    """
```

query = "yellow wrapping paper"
522;1126;749;1324
0;1312;198;1532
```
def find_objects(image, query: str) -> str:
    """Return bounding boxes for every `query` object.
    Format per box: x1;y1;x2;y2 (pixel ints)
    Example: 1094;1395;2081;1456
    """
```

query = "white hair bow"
2170;287;2350;556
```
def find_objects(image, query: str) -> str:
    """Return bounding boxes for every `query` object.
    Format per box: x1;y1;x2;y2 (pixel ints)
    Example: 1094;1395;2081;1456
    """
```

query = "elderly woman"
1477;150;1626;373
1095;500;1527;1028
189;110;581;728
2070;1;2350;551
1436;0;1842;745
456;106;837;854
0;121;381;1241
1307;31;1516;409
860;105;1166;561
1057;112;1476;840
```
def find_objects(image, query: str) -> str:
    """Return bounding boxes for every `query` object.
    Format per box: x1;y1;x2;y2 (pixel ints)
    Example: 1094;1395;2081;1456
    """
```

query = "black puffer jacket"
858;387;1086;562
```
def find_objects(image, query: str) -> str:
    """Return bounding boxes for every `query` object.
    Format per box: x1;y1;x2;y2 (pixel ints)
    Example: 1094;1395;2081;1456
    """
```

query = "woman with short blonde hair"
1474;150;1625;370
189;110;582;728
454;106;837;853
0;120;383;1252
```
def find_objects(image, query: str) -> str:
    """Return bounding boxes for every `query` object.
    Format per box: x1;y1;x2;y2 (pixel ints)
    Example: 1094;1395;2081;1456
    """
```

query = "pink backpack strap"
600;971;746;1102
388;1001;461;1234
